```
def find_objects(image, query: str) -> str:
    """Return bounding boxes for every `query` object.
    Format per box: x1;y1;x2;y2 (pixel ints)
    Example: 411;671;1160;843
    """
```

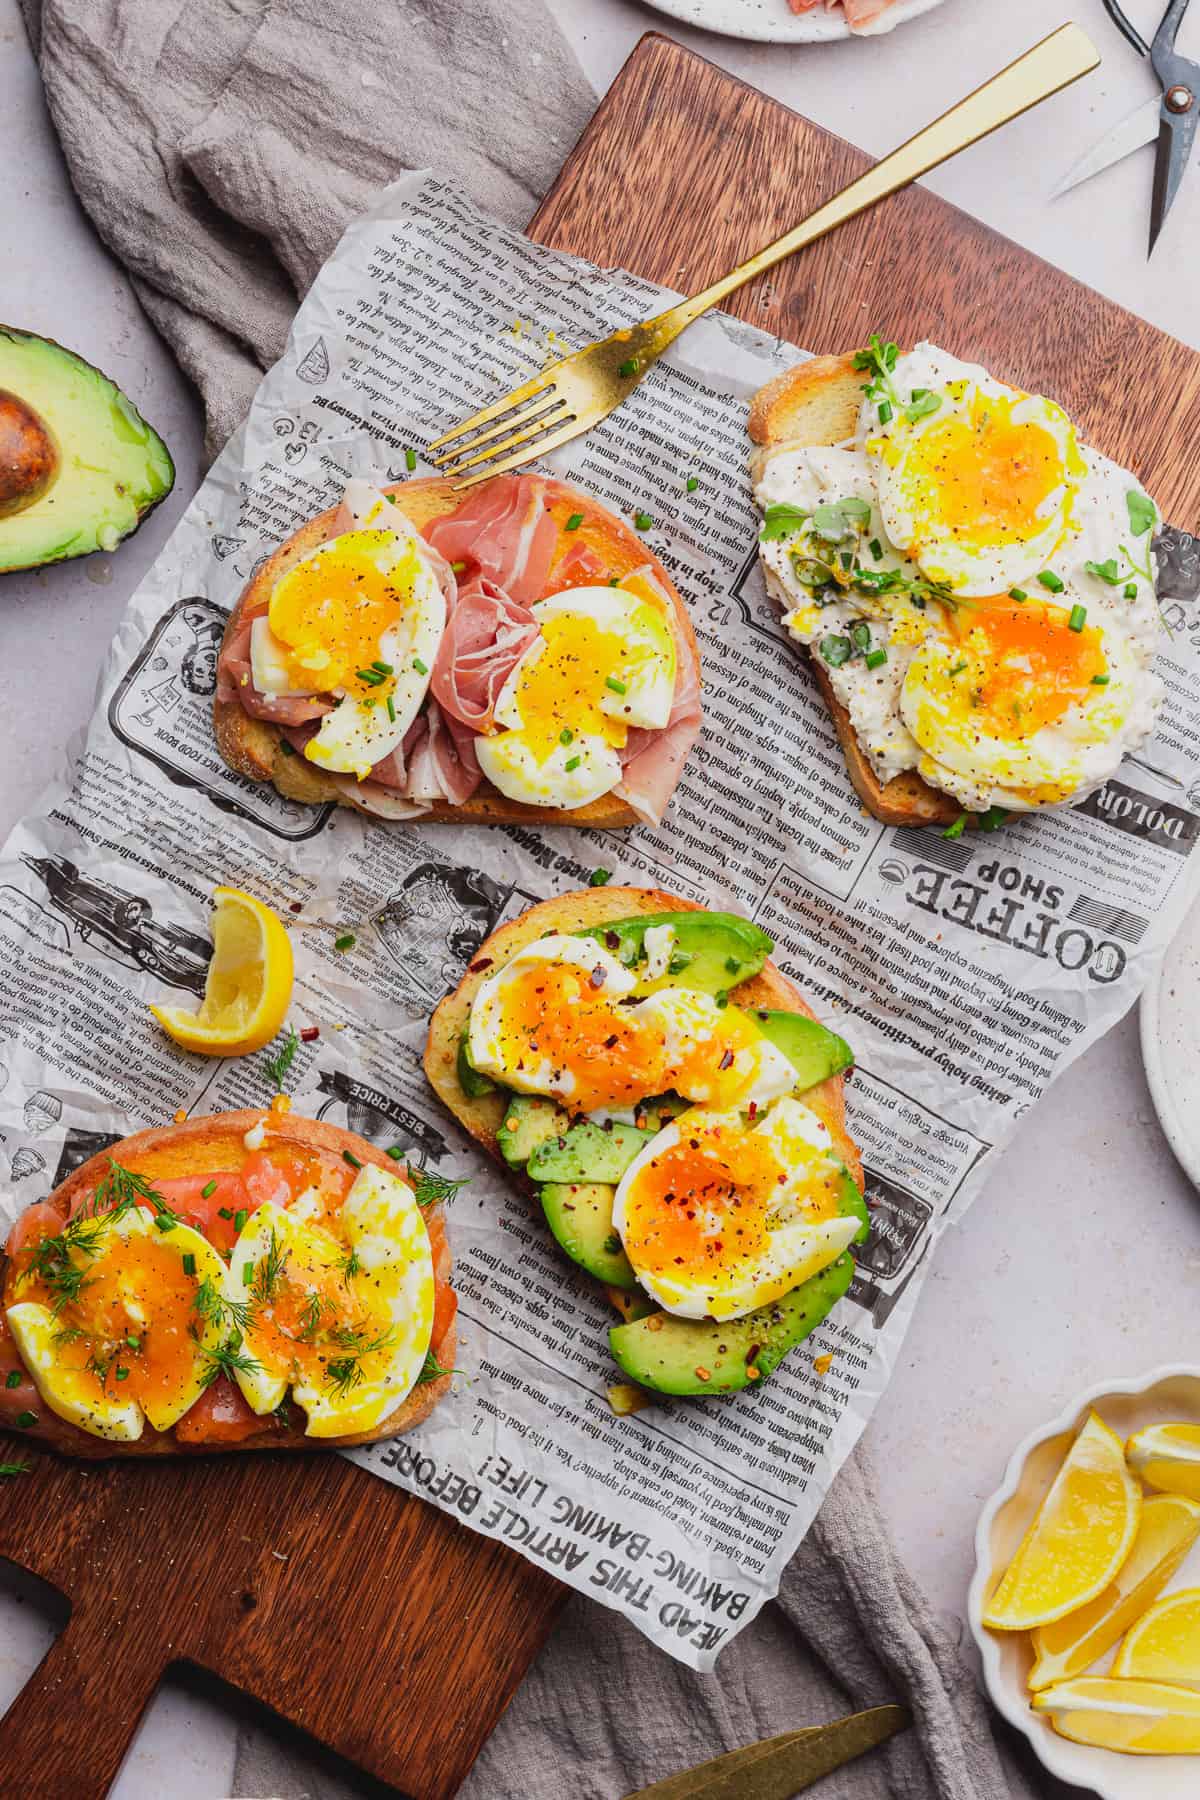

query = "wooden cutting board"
5;29;1200;1800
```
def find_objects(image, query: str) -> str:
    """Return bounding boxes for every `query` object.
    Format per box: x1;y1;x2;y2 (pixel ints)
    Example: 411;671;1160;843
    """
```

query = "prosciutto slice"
426;474;557;605
216;614;333;726
431;574;539;734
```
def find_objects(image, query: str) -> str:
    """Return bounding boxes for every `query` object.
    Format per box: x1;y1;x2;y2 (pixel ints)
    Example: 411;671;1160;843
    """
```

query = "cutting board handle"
0;1598;165;1798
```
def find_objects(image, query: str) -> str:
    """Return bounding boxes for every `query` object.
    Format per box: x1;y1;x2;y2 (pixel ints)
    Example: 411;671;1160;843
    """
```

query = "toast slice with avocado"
214;473;701;830
0;1110;454;1460
424;885;868;1399
748;353;958;828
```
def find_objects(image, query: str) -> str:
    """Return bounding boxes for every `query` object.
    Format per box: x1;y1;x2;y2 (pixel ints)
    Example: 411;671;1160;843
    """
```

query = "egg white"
612;1099;859;1322
638;988;798;1109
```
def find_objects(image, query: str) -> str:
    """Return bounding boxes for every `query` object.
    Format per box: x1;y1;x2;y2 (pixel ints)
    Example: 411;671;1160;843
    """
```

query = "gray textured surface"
1;1;1198;1796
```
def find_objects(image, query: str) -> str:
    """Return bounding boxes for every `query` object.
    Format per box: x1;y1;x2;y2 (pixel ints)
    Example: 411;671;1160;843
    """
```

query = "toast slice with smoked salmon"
0;1110;455;1460
215;472;702;830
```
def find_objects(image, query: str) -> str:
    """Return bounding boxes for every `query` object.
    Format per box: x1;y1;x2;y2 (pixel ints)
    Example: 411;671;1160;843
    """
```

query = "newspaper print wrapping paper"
3;173;1200;1671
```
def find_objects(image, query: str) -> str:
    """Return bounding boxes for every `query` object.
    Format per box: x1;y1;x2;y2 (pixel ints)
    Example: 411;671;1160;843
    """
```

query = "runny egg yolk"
494;962;669;1110
267;529;419;698
952;601;1106;739
243;1233;393;1391
901;395;1070;547
504;614;628;754
620;1123;840;1284
17;1229;200;1415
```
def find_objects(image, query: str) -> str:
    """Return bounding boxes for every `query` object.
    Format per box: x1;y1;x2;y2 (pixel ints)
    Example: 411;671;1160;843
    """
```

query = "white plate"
969;1367;1200;1798
1141;899;1200;1191
640;0;948;44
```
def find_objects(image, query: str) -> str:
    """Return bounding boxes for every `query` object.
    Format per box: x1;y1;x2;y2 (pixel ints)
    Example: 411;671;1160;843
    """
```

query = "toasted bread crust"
0;1110;453;1461
214;475;700;830
749;354;960;827
424;887;861;1206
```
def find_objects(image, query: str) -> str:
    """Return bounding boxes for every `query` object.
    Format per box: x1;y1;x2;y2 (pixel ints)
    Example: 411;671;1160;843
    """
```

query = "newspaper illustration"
2;173;1200;1672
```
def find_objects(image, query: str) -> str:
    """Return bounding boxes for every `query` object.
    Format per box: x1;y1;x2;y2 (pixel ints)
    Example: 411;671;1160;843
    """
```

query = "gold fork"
428;22;1099;488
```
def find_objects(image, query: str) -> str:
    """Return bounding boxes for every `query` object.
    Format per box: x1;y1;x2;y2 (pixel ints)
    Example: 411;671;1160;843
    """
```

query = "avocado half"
0;327;175;573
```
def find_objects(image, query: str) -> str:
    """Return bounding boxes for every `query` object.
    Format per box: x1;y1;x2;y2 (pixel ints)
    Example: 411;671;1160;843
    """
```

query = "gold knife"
622;1705;909;1800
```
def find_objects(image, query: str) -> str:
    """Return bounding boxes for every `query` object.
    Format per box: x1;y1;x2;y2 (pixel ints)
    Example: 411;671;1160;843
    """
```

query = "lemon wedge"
1127;1422;1200;1501
150;886;294;1056
1032;1676;1200;1754
984;1412;1141;1631
1029;1493;1200;1689
1113;1586;1200;1687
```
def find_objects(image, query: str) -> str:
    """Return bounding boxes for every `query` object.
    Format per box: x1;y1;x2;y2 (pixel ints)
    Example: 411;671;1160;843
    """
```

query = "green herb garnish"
265;1025;299;1093
410;1169;467;1209
943;814;968;840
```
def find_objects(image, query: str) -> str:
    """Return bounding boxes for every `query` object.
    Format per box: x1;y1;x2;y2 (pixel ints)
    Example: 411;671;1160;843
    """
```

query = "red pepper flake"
718;1049;734;1070
469;957;494;973
289;901;303;914
300;1026;319;1043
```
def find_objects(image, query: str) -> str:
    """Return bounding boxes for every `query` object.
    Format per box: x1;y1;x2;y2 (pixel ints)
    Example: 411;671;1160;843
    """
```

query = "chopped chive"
589;868;613;887
343;1150;362;1170
243;1262;254;1284
371;660;393;674
686;476;699;493
725;956;741;974
877;399;893;424
1037;570;1064;593
280;740;296;756
334;933;356;951
405;447;417;471
1091;674;1110;685
355;667;385;685
559;727;573;745
1009;587;1027;602
948;661;968;677
618;359;637;378
154;1214;175;1232
15;1411;36;1429
218;1207;233;1221
413;655;429;675
608;575;621;587
605;676;628;695
201;1180;216;1199
115;1367;129;1382
864;648;888;670
565;512;584;531
943;814;968;840
182;1252;196;1278
126;1335;141;1350
1124;582;1138;599
387;694;396;722
869;538;883;560
1068;604;1087;632
634;512;654;531
386;1145;406;1161
5;1371;21;1390
234;1209;248;1232
565;755;582;772
450;560;466;574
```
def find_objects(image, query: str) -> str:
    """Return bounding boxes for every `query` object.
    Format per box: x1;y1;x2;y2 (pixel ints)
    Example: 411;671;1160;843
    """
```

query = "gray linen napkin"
17;4;1050;1795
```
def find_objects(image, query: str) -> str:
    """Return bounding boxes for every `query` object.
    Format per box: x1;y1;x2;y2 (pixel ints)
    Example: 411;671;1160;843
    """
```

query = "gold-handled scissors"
1053;0;1199;253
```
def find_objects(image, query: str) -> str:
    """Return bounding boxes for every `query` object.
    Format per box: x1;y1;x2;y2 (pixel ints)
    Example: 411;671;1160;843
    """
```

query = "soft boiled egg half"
224;1164;435;1438
474;584;676;809
250;481;446;779
467;934;796;1114
612;1098;860;1321
864;347;1087;596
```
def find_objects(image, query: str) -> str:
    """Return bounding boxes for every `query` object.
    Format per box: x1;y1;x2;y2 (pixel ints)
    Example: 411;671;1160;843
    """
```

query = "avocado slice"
608;1172;868;1395
527;1118;657;1184
0;328;174;572
541;1181;637;1288
576;910;772;996
749;1009;854;1090
457;1029;497;1099
497;1094;567;1167
609;1253;855;1396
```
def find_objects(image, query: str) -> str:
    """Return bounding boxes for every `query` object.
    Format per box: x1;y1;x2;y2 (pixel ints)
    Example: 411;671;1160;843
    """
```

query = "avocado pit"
0;389;59;519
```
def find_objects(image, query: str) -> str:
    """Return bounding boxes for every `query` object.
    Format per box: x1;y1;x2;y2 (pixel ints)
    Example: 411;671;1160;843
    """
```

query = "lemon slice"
1032;1676;1200;1754
1113;1586;1200;1687
150;886;294;1056
1029;1493;1200;1689
983;1412;1141;1631
1128;1422;1200;1501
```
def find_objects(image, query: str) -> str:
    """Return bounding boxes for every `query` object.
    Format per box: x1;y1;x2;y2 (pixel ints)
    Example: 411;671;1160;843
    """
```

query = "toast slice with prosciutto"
0;1110;455;1460
215;472;702;830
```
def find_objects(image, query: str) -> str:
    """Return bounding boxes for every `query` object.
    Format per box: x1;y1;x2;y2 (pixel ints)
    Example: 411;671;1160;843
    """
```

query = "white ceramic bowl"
970;1367;1200;1797
640;0;948;46
1141;906;1200;1193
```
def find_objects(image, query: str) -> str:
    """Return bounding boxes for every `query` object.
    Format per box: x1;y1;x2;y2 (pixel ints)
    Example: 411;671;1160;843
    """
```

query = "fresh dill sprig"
0;1460;31;1478
201;1335;263;1389
417;1349;453;1385
192;1275;254;1335
297;1290;333;1342
88;1158;180;1229
323;1325;395;1400
339;1247;362;1284
409;1169;467;1209
250;1230;290;1305
265;1025;300;1094
273;1397;292;1429
51;1324;88;1351
25;1229;101;1315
